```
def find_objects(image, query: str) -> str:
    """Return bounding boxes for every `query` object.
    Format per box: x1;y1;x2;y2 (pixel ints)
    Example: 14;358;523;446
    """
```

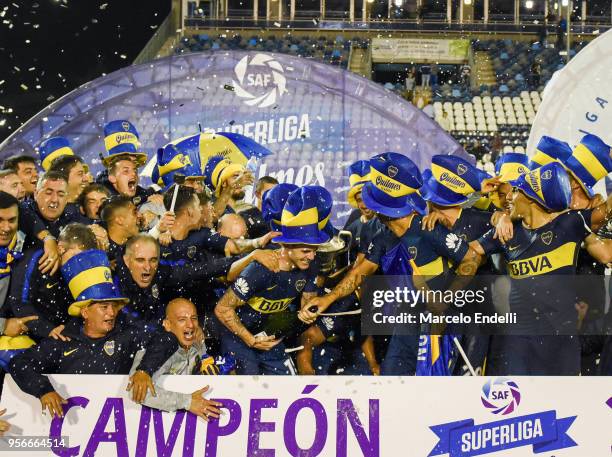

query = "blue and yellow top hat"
564;134;612;197
203;156;246;196
272;186;331;245
309;185;336;238
407;192;427;216
38;136;75;171
154;143;204;190
529;136;572;170
102;120;148;168
61;249;128;317
361;152;423;218
495;152;530;182
420;155;490;207
510;162;571;212
347;160;371;208
262;183;299;231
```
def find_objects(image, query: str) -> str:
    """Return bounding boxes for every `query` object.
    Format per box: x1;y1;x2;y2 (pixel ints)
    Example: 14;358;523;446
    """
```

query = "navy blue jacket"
8;318;179;398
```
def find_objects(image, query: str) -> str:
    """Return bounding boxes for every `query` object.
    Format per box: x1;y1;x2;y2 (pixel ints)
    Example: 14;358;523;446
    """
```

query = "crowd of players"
0;119;610;423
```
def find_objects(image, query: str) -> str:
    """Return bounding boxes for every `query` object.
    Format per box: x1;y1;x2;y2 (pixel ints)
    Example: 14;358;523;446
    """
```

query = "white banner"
527;30;612;195
0;375;611;456
371;38;470;63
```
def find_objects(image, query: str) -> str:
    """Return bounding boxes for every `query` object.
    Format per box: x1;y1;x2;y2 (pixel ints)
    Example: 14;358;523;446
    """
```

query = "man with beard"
2;155;38;200
7;249;178;418
214;187;325;375
456;161;612;375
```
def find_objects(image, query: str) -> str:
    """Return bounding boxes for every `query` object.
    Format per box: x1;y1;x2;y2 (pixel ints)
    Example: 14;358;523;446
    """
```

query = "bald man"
217;213;248;239
127;298;222;420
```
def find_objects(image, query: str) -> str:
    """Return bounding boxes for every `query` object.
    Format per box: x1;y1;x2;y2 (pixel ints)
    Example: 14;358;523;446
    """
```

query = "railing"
184;16;611;34
134;13;177;65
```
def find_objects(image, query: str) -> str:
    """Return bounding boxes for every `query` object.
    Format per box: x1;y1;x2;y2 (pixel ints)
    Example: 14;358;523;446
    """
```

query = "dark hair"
78;183;111;209
100;195;134;225
255;176;279;194
38;170;68;190
48;155;84;180
125;233;159;257
2;155;37;172
58;223;98;251
0;191;19;210
163;185;197;214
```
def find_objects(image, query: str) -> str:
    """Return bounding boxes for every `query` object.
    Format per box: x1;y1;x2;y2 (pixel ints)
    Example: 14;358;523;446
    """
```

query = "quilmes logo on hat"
481;378;521;415
232;54;287;108
526;170;541;193
439;172;466;189
388;165;399;178
456;163;468;176
375;175;401;191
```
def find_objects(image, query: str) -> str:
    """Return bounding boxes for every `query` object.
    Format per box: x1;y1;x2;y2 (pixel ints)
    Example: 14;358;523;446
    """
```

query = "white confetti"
20;84;28;90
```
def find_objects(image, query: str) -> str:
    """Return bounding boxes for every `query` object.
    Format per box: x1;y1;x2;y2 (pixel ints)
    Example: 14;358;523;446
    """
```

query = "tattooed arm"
302;258;378;321
214;289;281;350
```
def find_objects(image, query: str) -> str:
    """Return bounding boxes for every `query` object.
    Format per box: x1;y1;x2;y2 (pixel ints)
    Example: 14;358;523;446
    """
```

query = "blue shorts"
380;334;419;376
220;330;296;375
312;342;371;375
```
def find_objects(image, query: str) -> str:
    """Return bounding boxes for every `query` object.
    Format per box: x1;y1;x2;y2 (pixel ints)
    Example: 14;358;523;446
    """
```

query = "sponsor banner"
371;38;470;63
1;375;610;456
0;51;466;227
528;29;612;196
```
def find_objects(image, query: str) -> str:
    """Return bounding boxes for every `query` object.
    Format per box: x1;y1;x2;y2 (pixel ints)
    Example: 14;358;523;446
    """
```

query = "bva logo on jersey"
232;54;287;108
481;378;521;415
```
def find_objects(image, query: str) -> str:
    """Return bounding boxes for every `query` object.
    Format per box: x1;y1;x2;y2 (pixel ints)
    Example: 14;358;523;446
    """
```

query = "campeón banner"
1;375;610;456
0;51;465;227
371;38;470;64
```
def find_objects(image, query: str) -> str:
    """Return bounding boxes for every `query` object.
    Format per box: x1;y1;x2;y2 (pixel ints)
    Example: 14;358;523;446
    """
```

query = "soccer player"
455;162;612;375
214;186;326;375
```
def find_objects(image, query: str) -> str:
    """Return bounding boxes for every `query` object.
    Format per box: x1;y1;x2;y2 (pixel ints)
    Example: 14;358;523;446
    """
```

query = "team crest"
179;154;192;166
104;340;115;356
457;164;468;176
295;279;306;292
121;121;130;131
152;284;159;299
388;166;398;178
104;269;112;281
408;246;418;258
187;246;197;259
517;166;528;174
132;196;142;206
541;170;553;180
541;231;553;245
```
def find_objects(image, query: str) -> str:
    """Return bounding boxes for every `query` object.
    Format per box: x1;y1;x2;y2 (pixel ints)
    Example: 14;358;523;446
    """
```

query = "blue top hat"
61;249;128;317
272;186;332;245
407;192;427;216
361;152;423;218
564;134;612;197
38;136;75;171
346;160;371;208
102;120;148;167
529;136;572;170
420;155;490;207
203;156;245;196
262;183;299;231
510;162;571;212
309;185;336;238
155;143;204;190
495;152;530;182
